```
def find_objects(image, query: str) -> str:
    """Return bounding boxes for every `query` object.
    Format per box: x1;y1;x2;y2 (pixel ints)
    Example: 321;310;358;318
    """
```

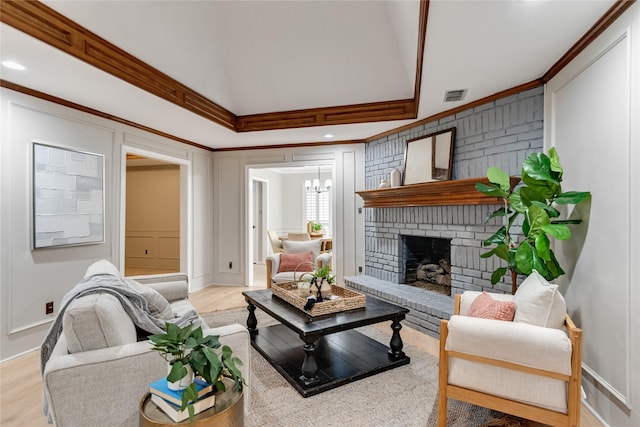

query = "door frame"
120;146;192;285
245;162;336;287
252;177;268;265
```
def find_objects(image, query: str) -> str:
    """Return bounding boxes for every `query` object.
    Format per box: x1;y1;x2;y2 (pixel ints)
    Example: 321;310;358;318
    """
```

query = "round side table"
139;385;244;427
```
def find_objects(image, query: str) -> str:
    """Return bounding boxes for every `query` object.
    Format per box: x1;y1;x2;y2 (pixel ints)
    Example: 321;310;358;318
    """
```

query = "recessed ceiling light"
2;60;26;71
324;134;334;139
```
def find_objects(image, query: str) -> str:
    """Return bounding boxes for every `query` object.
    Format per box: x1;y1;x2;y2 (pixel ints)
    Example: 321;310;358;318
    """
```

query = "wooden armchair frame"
438;294;582;427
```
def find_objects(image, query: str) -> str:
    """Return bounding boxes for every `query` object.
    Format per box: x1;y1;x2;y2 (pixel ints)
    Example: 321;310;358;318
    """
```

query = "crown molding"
0;0;429;133
0;79;213;151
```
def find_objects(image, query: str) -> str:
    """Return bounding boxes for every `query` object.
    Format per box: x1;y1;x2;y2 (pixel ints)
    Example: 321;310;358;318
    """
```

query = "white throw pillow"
83;259;121;279
513;270;566;329
282;239;322;260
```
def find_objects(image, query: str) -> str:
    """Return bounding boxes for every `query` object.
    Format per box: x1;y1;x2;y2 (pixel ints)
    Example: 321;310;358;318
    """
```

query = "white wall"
213;146;365;286
0;88;215;360
545;3;639;425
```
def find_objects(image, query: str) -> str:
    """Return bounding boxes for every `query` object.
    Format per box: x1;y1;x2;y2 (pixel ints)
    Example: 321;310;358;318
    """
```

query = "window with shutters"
304;185;331;234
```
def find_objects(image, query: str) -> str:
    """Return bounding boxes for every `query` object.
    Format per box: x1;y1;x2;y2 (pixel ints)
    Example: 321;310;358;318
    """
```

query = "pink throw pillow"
278;251;314;273
467;292;516;321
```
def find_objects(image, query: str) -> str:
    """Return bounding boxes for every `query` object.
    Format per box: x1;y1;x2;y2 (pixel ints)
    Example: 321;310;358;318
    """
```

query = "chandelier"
305;166;331;193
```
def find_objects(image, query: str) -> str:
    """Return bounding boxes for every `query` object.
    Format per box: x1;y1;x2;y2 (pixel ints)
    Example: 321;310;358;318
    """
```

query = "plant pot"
167;363;194;391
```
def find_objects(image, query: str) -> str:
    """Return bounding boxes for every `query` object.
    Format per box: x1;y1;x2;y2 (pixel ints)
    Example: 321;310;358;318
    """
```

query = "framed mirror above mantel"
356;177;520;208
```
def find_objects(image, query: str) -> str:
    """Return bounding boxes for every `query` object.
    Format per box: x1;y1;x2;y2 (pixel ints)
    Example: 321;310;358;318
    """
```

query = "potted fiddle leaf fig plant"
475;147;590;294
149;322;245;421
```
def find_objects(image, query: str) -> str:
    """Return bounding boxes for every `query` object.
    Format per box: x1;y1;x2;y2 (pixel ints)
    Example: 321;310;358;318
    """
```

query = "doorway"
252;178;267;265
121;148;190;279
247;164;335;286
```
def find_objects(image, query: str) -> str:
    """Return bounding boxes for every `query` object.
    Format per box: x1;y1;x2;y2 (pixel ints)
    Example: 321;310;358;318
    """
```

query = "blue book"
149;377;212;407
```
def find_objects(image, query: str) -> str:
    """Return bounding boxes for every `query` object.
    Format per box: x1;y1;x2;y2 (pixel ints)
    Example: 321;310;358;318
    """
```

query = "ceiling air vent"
444;89;467;102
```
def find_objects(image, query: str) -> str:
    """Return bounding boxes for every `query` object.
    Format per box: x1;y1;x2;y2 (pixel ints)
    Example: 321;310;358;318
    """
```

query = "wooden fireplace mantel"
356;177;520;208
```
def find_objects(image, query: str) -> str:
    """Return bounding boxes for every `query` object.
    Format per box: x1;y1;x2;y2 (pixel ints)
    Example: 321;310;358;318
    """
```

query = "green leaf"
522;215;530;236
531;200;560;218
535;234;551;261
521;176;558;201
490;267;508;285
515;241;535;275
483;227;507;246
545;250;565;279
541;223;571;240
180;382;199;421
167;361;187;383
509;190;527;213
531;251;550;277
480;244;509;261
522;152;559;184
484;207;509;223
554;191;591;205
475;182;507;198
527;204;551;234
487;167;511;192
548;147;563;176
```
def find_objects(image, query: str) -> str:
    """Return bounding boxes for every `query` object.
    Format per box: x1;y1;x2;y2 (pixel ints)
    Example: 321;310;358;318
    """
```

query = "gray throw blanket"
40;273;201;421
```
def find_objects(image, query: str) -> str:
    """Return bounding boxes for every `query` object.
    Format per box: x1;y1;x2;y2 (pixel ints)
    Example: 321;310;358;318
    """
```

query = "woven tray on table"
271;281;366;317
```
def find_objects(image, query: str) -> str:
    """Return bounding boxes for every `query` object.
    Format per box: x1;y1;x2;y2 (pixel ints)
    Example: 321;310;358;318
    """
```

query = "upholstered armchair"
438;271;582;427
265;239;331;288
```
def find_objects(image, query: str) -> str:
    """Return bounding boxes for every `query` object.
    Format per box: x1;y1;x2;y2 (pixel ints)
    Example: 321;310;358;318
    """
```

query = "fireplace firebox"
400;235;451;296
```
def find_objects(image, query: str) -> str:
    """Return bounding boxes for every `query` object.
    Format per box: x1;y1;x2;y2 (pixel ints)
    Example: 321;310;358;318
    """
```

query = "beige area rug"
202;308;527;427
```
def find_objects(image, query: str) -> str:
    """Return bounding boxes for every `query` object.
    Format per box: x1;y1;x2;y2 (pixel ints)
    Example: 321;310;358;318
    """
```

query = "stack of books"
149;377;215;422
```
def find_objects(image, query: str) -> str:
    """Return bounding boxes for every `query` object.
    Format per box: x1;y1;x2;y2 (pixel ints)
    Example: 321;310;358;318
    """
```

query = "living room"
1;1;639;426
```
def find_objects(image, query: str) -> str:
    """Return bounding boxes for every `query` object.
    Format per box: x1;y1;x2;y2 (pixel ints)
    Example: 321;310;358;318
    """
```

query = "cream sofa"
42;266;250;426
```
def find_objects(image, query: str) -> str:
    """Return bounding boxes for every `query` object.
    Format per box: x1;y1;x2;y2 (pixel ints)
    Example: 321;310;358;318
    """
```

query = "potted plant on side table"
149;322;245;421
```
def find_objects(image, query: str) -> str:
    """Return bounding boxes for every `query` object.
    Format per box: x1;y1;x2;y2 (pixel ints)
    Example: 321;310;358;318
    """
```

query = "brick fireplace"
345;86;543;338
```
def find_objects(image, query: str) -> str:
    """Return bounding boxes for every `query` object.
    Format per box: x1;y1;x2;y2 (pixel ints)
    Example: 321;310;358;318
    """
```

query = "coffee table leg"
388;316;406;360
299;340;319;386
247;302;258;338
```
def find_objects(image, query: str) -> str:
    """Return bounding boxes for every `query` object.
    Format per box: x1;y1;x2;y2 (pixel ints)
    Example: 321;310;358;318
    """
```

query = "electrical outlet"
229;261;233;269
46;301;54;315
358;266;363;273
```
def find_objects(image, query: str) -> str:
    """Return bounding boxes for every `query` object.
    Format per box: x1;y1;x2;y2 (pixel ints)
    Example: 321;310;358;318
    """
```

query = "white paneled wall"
0;89;215;360
212;145;365;286
545;3;639;425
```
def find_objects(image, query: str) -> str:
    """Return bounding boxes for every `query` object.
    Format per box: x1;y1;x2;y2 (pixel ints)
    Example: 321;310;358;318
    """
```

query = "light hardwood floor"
1;266;602;427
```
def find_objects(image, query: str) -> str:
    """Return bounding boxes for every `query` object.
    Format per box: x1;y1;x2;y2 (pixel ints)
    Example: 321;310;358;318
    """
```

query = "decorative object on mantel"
379;179;391;188
390;167;402;187
149;322;245;421
475;148;591;294
403;128;455;185
356;176;520;208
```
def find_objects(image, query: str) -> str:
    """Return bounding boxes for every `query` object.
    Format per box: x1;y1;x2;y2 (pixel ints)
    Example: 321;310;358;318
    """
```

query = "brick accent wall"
363;86;544;295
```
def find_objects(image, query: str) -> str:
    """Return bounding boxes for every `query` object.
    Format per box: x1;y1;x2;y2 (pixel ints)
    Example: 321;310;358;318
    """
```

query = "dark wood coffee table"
242;288;410;397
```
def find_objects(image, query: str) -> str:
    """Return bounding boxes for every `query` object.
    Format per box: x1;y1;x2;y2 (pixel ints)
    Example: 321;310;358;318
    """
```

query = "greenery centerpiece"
475;148;591;294
149;322;245;420
297;264;334;303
